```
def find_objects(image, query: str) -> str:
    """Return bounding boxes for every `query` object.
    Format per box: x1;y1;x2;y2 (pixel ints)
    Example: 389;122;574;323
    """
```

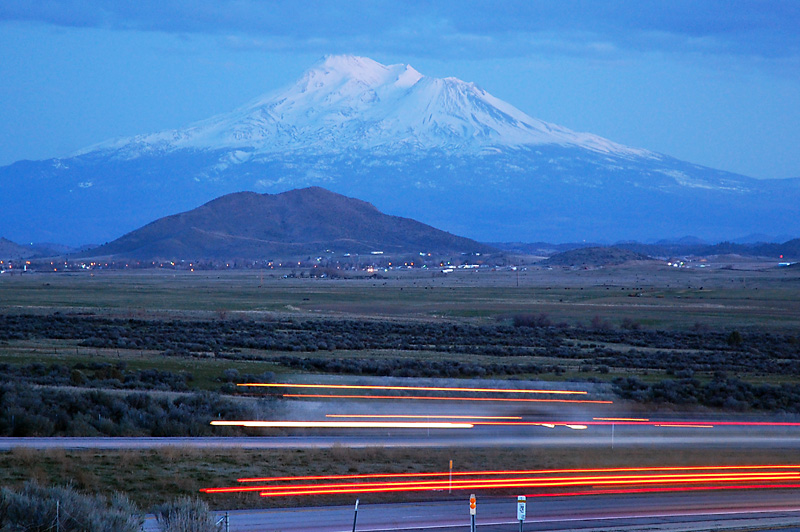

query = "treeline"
0;383;271;437
267;355;568;378
0;482;219;532
1;315;798;377
613;375;800;413
0;361;194;391
593;346;800;376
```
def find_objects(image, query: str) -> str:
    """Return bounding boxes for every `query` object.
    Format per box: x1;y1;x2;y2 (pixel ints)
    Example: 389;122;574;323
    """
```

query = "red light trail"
463;420;800;428
654;424;714;428
527;484;800;498
594;417;650;422
236;464;800;484
247;473;800;497
201;465;800;498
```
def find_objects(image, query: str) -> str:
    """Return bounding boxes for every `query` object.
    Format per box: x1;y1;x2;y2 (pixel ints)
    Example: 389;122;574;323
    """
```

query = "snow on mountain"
76;55;653;159
4;54;800;247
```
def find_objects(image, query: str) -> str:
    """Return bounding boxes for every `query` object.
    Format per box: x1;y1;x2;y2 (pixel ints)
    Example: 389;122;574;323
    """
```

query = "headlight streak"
324;414;523;420
202;467;800;497
210;418;800;432
209;421;474;429
280;393;613;404
239;382;588;395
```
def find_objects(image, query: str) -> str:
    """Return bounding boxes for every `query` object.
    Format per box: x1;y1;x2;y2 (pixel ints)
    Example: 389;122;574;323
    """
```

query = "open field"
1;263;799;510
1;264;799;330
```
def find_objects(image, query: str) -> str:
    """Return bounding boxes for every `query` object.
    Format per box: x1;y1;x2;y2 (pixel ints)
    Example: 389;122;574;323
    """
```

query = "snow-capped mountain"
2;55;799;246
77;55;650;158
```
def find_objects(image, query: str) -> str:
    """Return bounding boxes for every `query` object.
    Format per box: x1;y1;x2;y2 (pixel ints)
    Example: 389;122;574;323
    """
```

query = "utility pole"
56;500;60;532
352;498;359;532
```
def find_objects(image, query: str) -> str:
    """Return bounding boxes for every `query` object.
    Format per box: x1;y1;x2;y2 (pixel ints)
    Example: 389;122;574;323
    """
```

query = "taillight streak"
253;473;800;497
237;464;800;484
203;472;800;495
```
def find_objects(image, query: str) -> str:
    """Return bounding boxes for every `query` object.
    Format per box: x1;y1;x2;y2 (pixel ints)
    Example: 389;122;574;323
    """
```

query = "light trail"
235;464;800;484
205;470;800;496
466;419;800;427
282;393;613;404
251;472;800;492
654;424;714;428
239;382;588;395
527;483;800;498
594;417;650;422
325;414;523;420
251;473;800;497
209;421;474;429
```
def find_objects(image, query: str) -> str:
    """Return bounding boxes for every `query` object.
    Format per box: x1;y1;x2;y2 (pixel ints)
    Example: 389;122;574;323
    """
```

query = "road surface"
2;426;800;451
143;491;800;531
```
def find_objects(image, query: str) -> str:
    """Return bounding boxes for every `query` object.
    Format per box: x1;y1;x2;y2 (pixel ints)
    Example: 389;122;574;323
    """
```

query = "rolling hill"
81;187;495;260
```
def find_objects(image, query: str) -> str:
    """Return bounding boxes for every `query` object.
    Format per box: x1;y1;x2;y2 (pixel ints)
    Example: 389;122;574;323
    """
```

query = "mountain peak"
302;54;424;93
319;54;386;75
75;55;650;159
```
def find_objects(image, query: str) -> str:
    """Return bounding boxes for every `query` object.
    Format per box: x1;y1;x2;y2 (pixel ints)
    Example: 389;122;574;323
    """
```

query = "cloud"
2;0;798;62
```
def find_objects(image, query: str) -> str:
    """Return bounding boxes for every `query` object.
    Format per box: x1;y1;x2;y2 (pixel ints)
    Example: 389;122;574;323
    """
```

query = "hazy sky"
1;1;799;178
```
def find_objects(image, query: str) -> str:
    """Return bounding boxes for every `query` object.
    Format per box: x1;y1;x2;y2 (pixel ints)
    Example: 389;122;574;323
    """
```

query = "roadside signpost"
449;459;453;493
469;493;476;532
517;495;526;532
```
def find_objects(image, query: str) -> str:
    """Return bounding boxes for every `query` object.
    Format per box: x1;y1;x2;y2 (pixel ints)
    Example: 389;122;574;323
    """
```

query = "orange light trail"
282;393;613;404
234;464;800;484
209;420;474;429
239;382;587;395
325;414;523;420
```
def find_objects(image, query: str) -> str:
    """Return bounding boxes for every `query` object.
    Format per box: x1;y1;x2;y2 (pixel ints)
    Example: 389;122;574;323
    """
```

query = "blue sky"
1;1;799;178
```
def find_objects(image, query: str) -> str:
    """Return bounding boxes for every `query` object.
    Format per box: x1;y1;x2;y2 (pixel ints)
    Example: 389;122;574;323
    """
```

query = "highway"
3;422;800;450
6;390;800;532
142;491;800;532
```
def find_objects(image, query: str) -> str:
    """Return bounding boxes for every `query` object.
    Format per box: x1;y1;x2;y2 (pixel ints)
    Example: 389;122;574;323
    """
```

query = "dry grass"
0;266;798;330
2;445;800;511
